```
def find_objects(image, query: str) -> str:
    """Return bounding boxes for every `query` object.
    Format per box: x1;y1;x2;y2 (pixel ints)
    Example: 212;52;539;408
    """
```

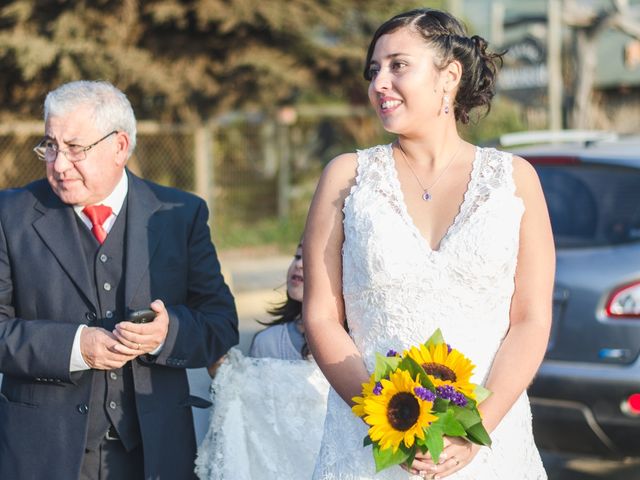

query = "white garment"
195;348;330;480
249;322;305;360
313;144;547;480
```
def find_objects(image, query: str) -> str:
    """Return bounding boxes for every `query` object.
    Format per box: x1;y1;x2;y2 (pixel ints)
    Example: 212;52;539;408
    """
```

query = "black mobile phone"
127;309;156;324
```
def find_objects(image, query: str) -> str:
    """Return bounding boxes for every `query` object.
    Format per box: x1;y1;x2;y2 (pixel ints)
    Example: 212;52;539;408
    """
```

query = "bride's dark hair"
364;8;505;124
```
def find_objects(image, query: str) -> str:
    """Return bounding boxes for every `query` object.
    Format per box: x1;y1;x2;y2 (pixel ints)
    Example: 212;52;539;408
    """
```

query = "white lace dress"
312;144;547;480
195;348;330;480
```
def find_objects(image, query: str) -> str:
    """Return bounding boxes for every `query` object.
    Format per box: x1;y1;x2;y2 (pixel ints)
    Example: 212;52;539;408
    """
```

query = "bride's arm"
303;153;370;406
480;155;555;432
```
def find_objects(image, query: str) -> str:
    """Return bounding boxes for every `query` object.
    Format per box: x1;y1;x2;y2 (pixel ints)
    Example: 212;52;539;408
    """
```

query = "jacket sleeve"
0;213;77;382
149;199;239;369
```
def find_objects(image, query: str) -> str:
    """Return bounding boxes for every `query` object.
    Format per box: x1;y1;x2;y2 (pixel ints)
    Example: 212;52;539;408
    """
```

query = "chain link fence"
0;108;386;248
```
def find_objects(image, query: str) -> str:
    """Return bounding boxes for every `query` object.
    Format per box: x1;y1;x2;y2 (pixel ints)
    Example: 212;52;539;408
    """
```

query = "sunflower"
352;374;377;418
405;342;476;400
362;370;437;453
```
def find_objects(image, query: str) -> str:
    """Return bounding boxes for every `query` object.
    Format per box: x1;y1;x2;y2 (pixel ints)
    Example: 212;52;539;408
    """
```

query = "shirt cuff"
70;325;91;372
149;341;164;356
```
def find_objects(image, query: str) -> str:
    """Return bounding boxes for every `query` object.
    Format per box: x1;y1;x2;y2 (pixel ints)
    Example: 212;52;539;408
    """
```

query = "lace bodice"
342;144;523;382
313;144;546;480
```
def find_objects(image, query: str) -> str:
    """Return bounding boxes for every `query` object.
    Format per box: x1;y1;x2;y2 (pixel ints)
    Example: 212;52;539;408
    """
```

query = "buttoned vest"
76;199;142;452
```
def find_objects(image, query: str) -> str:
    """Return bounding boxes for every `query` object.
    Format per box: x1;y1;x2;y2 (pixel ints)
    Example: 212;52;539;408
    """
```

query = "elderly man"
0;80;238;479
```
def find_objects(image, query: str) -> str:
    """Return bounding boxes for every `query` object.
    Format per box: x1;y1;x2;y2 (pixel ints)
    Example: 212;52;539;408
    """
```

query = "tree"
564;0;640;128
0;0;430;122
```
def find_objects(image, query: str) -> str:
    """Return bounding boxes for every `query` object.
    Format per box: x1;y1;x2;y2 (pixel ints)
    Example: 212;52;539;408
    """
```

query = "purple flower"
373;381;383;395
451;392;468;407
436;385;467;407
446;343;452;353
436;385;456;400
386;349;398;357
413;386;436;402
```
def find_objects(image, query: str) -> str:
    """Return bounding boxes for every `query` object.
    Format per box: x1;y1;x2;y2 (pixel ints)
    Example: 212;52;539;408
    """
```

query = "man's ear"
114;131;131;167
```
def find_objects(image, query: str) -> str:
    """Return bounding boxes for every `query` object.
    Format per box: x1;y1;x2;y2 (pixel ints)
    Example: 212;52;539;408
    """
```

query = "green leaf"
373;443;412;473
464;397;478;409
433;397;450;413
466;422;492;447
474;384;492;404
415;433;430;450
405;447;417;469
451;406;482;429
424;425;445;464
424;329;445;348
435;410;466;437
398;356;435;389
363;435;373;447
374;353;401;381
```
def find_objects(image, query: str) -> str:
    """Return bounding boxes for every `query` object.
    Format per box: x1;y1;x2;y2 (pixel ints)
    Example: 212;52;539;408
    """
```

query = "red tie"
82;205;113;244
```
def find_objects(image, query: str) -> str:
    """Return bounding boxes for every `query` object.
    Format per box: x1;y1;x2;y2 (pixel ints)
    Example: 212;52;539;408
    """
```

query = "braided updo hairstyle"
364;8;504;124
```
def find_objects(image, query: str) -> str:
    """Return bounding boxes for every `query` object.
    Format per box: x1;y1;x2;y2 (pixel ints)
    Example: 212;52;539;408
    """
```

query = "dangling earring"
443;94;450;115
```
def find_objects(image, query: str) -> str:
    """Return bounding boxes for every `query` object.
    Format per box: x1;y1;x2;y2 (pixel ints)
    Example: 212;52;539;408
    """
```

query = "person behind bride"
195;240;329;479
304;7;554;480
248;242;309;359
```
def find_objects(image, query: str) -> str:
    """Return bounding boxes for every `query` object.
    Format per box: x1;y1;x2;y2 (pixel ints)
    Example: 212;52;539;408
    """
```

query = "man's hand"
207;355;226;378
112;299;169;355
80;327;139;370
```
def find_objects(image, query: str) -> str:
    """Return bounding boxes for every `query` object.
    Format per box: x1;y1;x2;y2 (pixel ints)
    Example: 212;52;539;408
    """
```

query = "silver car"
508;134;640;458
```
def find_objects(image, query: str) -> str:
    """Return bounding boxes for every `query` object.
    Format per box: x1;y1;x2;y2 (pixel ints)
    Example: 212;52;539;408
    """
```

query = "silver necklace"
396;141;463;201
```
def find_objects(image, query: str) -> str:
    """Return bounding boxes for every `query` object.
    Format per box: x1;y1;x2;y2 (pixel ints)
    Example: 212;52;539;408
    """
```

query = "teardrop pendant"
422;191;432;201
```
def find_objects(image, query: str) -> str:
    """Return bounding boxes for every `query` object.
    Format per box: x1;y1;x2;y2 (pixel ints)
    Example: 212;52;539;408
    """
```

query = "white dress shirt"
69;172;128;371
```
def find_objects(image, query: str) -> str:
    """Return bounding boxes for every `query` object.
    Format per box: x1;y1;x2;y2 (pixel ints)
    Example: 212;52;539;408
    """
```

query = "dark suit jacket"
0;171;239;479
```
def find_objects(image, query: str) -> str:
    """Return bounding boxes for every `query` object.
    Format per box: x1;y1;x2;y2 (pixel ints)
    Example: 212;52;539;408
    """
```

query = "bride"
303;8;554;480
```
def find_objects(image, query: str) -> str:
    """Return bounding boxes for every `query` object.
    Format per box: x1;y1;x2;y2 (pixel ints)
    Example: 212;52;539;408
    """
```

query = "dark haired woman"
196;242;328;479
304;8;553;480
249;242;308;359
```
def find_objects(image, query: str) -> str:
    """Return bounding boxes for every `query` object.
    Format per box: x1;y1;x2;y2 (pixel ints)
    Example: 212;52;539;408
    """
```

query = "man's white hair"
44;80;137;158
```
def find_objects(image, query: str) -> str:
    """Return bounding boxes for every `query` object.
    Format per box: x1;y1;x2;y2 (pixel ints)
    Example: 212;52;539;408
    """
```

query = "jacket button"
85;312;97;322
105;310;114;319
77;404;89;414
99;254;108;263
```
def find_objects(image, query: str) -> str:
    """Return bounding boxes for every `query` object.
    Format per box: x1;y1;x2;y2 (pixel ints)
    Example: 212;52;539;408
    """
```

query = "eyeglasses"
33;130;118;163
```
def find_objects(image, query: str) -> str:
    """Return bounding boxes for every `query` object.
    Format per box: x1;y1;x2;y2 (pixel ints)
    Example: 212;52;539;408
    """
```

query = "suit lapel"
124;172;164;306
32;190;98;308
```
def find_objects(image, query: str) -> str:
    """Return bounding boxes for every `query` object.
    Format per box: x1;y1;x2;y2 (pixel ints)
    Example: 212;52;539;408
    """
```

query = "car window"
535;164;640;248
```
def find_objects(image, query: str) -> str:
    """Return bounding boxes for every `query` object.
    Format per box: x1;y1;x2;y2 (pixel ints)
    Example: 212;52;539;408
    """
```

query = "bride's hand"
404;437;480;479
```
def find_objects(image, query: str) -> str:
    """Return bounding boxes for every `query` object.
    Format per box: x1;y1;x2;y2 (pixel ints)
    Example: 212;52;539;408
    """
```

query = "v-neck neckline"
385;143;482;253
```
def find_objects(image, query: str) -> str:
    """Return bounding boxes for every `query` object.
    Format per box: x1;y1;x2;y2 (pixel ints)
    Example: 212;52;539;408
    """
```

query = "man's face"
45;105;128;206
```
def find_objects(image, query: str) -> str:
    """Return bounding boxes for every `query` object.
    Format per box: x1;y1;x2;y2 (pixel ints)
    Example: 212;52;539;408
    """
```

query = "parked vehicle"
506;133;640;458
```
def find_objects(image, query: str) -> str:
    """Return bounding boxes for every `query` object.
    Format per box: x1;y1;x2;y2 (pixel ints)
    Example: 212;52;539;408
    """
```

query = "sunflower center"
387;392;420;431
422;362;457;382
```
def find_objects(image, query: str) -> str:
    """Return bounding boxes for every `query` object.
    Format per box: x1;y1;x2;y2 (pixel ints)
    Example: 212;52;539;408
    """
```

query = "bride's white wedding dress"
313;144;547;479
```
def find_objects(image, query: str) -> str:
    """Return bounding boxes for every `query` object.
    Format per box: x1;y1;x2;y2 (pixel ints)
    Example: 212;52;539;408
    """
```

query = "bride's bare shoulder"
323;152;359;182
313;152;359;201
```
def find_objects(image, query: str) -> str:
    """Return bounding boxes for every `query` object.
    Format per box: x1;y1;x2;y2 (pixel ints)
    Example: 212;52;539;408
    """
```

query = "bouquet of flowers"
351;329;492;473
